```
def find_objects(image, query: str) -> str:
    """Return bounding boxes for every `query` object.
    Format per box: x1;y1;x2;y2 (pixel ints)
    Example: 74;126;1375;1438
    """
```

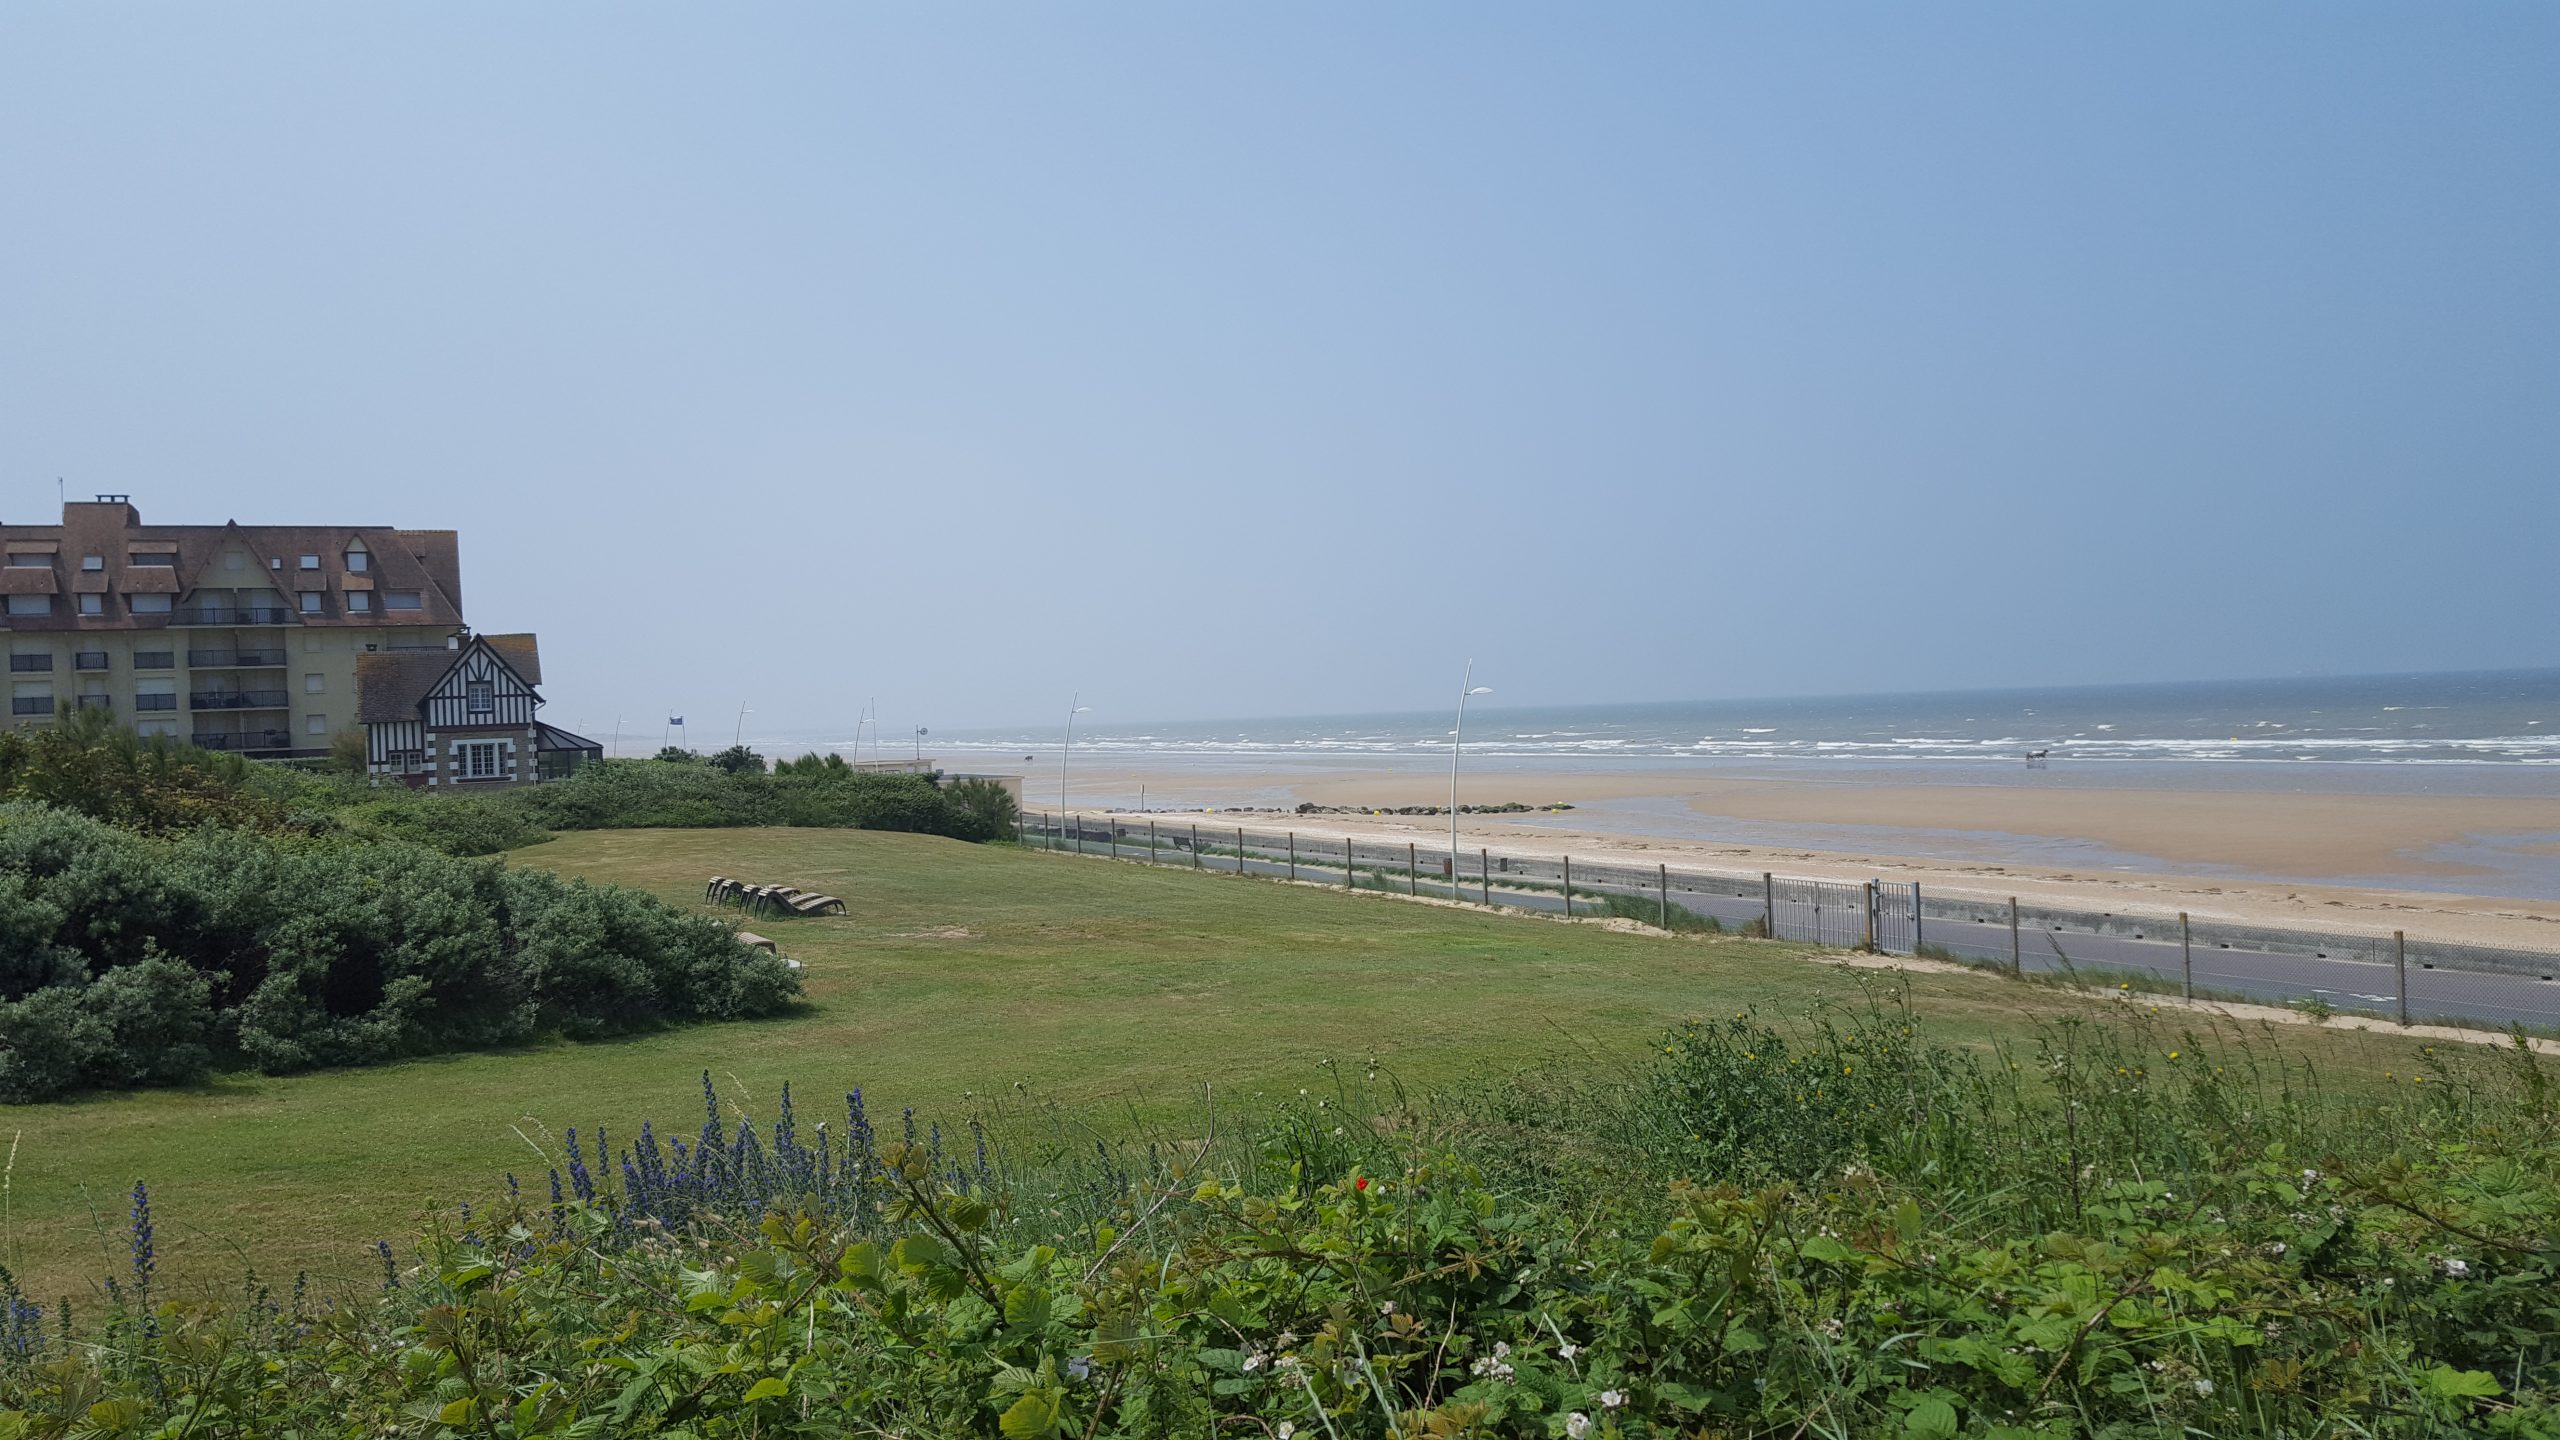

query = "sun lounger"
785;893;845;915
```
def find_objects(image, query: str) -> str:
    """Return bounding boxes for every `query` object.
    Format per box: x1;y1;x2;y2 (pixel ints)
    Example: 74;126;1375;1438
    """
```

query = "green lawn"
0;828;2435;1301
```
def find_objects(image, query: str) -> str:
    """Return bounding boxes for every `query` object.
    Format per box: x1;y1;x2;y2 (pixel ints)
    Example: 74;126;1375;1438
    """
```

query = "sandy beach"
1046;764;2560;952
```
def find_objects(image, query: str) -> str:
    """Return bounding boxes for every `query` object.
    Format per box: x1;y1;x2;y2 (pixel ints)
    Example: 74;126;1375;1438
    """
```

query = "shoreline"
1030;763;2560;951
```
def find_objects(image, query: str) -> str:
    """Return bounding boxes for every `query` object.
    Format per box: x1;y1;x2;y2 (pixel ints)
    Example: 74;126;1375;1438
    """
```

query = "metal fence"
1018;810;2560;1034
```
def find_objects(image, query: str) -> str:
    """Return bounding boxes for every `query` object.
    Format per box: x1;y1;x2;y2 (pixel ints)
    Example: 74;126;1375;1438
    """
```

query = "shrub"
945;776;1020;842
0;802;801;1097
707;744;765;776
8;1014;2554;1435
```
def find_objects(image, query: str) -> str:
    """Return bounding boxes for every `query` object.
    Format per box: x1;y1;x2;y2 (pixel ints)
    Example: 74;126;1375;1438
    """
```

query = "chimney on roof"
65;496;139;526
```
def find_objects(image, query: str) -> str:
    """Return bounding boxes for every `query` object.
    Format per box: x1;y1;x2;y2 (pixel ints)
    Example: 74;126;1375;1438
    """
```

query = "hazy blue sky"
4;4;2552;742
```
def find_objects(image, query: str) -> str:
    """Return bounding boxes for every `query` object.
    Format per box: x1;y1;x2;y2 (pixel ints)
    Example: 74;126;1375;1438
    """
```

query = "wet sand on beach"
1051;764;2560;951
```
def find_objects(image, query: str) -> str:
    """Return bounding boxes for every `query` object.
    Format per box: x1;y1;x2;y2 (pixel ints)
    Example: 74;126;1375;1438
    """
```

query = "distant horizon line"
682;662;2560;744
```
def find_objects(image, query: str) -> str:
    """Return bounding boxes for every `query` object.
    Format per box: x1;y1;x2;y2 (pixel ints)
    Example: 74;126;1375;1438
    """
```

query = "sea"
901;669;2560;774
771;669;2560;898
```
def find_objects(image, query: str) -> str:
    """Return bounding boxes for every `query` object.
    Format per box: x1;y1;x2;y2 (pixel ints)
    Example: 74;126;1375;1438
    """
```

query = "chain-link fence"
1019;810;2560;1033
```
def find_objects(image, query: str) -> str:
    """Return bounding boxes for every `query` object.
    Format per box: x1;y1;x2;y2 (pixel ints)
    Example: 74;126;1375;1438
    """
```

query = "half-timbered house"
356;632;600;786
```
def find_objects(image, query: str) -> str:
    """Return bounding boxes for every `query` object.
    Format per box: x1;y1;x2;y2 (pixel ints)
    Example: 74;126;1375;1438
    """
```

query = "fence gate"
1870;881;1918;956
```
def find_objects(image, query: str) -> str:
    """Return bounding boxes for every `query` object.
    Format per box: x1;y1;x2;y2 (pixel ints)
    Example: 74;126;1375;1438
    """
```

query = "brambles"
5;1007;2550;1436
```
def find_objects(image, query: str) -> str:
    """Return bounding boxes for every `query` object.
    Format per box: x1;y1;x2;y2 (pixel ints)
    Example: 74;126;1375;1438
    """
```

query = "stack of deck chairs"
705;876;847;917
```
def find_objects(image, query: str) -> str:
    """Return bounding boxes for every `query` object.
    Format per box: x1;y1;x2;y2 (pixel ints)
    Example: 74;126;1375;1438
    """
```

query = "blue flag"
668;715;683;726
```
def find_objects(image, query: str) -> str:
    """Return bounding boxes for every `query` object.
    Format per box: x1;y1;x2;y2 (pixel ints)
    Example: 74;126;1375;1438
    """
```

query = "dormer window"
385;591;422;611
348;591;371;613
81;555;103;572
299;592;322;614
298;554;320;570
5;553;49;568
131;552;176;567
345;545;369;573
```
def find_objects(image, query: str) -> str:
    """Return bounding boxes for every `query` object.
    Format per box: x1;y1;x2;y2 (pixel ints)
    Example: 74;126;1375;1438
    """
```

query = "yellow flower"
2168;1051;2180;1060
1843;1065;1853;1075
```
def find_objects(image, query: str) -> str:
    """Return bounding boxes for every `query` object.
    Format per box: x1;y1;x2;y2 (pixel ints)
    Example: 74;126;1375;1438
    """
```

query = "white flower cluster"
1469;1341;1516;1382
2440;1256;2471;1279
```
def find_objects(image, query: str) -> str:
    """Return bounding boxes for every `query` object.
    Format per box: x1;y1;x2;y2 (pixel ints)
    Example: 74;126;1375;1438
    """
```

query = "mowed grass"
1;828;2439;1301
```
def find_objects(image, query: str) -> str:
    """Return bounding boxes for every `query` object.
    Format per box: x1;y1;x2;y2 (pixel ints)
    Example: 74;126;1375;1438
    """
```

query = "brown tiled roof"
482;633;541;685
356;650;460;723
0;569;58;595
0;501;467;634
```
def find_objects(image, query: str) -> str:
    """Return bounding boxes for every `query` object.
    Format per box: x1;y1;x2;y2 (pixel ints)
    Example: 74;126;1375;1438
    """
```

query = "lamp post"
735;704;752;747
1062;695;1091;815
1449;663;1492;889
914;725;928;763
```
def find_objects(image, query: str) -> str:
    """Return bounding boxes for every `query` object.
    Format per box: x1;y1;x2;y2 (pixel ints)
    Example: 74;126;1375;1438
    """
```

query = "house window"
81;555;103;572
304;673;325;694
299;555;320;570
74;652;108;671
8;654;50;673
345;549;369;573
134;651;172;669
306;715;327;735
5;596;50;617
131;552;176;567
466;680;495;715
77;594;103;616
5;554;49;568
299;592;322;614
11;690;52;717
458;741;502;779
385;591;422;611
135;692;176;712
347;591;371;613
131;594;171;614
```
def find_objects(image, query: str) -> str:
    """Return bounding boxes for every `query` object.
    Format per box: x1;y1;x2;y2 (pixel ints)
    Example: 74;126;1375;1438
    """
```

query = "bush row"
0;803;801;1100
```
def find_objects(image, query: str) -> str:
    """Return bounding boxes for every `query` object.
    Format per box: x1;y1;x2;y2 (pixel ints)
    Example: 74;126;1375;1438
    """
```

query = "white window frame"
466;680;495;715
458;741;502;779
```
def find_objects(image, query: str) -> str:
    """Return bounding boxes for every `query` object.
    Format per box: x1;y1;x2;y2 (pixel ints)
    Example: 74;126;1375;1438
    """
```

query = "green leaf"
1894;1198;1925;1246
743;1377;789;1403
436;1396;478;1427
1005;1285;1054;1331
998;1391;1063;1439
2423;1365;2503;1400
1903;1396;1958;1440
1800;1235;1859;1263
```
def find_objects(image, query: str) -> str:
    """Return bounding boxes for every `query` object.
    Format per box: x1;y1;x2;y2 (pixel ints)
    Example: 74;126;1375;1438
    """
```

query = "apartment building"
2;495;473;758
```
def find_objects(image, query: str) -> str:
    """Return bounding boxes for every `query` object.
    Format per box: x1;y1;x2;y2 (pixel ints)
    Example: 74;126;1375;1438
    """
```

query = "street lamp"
914;725;929;763
1062;695;1092;815
1449;662;1492;893
734;703;752;747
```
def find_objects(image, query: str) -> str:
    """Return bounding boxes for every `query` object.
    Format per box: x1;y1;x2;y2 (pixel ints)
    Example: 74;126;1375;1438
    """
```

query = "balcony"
133;651;175;670
175;607;292;626
187;649;288;668
8;655;52;673
189;690;289;711
74;652;110;671
191;729;294;753
135;694;178;712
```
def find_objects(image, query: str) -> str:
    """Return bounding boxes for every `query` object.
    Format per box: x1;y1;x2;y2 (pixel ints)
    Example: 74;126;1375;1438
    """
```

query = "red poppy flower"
1354;1176;1369;1191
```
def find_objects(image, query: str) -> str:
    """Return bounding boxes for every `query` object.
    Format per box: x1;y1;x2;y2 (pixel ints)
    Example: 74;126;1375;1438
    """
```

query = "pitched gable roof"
356;650;460;723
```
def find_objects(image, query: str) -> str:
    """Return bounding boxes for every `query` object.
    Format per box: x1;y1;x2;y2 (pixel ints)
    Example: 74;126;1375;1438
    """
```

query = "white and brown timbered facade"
358;633;599;787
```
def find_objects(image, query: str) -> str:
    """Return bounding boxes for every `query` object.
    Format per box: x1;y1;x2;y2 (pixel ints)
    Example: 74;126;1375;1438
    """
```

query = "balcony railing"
187;649;288;668
135;694;178;712
9;698;52;717
175;607;292;626
191;730;294;753
189;690;289;711
8;655;52;673
74;652;110;671
133;651;175;670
